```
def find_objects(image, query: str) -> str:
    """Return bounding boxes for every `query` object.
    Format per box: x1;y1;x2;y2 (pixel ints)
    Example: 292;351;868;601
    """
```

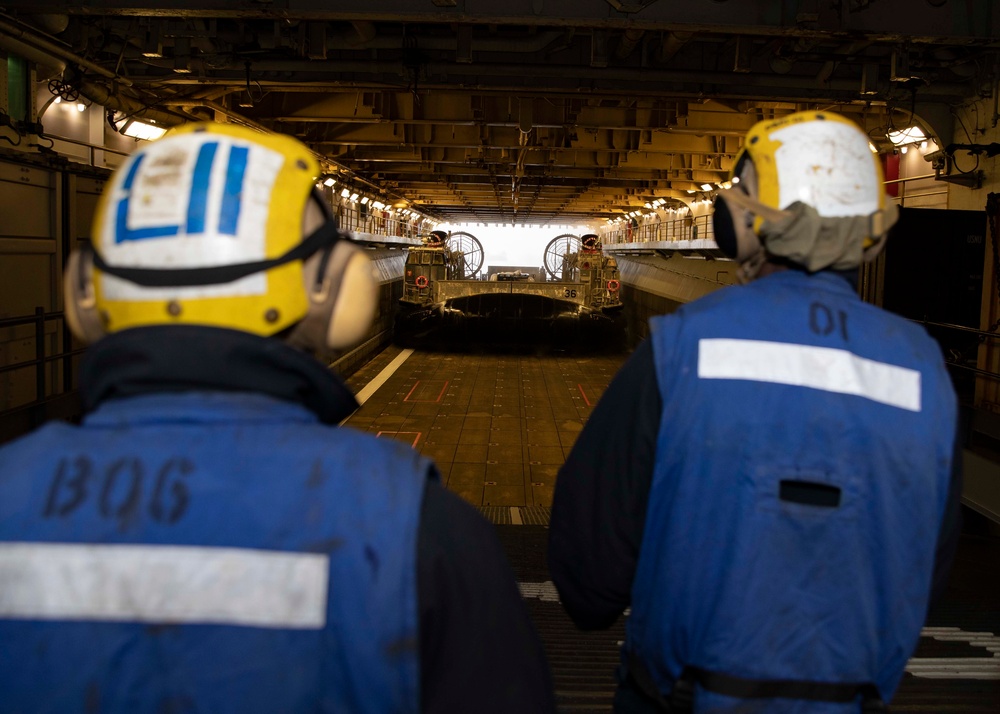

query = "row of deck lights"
316;176;438;226
607;186;727;223
607;207;691;225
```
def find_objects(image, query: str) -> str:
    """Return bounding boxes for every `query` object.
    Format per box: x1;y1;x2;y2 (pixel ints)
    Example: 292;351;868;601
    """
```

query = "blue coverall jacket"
0;388;433;714
629;270;957;712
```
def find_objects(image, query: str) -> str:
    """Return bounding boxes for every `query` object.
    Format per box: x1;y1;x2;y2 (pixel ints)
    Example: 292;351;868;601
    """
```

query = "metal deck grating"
521;506;551;526
475;506;552;525
508;530;1000;713
477;505;512;524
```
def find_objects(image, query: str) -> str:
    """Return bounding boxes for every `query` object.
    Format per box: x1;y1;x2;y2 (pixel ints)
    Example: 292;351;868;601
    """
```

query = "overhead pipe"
0;16;132;86
314;140;736;155
77;80;182;126
0;33;65;76
660;126;747;136
127;59;973;99
615;28;646;60
29;14;70;36
3;47;434;220
333;29;565;55
348;21;377;45
275;116;757;134
656;31;694;64
160;98;272;133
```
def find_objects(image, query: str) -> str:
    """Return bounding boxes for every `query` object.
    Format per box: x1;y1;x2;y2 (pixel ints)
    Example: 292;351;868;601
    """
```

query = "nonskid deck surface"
341;346;1000;713
342;343;626;510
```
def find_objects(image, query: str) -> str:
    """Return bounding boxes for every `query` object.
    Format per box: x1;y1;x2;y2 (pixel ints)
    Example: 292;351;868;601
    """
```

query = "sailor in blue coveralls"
549;111;962;713
0;123;554;714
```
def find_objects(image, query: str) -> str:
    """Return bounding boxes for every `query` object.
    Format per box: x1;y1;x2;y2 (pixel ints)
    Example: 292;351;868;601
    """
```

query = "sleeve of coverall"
417;478;556;714
548;339;661;630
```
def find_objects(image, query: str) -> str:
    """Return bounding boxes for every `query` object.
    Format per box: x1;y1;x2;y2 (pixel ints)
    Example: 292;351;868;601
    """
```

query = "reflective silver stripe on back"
698;338;922;412
0;542;329;629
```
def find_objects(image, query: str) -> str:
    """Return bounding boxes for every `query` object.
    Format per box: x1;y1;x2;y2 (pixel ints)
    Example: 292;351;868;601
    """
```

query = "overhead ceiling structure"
1;1;998;224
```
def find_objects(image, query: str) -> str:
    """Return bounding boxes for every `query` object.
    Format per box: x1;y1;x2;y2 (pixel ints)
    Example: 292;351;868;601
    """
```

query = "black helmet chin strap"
91;221;341;288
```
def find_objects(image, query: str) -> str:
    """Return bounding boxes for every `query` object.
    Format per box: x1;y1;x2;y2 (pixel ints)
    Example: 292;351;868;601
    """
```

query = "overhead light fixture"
700;184;713;191
341;188;350;198
349;193;359;202
869;142;879;154
54;96;61;104
731;176;740;184
360;196;369;204
323;177;336;187
76;103;86;113
887;126;926;146
173;37;193;74
121;119;167;141
142;26;163;58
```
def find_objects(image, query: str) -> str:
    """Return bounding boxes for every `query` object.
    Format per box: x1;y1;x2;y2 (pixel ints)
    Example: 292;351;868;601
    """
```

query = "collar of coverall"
78;325;358;424
719;187;897;275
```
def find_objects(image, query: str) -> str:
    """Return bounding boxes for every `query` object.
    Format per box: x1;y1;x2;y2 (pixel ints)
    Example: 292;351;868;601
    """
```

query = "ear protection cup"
862;202;899;262
288;236;378;352
64;246;107;345
288;190;379;352
713;152;766;263
713;191;764;263
712;195;739;259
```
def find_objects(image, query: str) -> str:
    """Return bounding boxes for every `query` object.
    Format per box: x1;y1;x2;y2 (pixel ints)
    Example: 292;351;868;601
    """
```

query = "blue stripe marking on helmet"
185;142;218;235
218;145;248;236
114;153;181;243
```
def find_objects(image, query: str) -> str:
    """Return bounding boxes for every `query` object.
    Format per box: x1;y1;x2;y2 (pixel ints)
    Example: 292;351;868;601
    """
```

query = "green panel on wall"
6;54;27;123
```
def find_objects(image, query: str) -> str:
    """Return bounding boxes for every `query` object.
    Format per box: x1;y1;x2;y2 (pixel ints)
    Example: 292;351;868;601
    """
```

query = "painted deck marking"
340;348;414;425
403;380;421;402
354;349;414;406
577;384;592;407
509;506;523;525
375;431;422;449
404;379;449;403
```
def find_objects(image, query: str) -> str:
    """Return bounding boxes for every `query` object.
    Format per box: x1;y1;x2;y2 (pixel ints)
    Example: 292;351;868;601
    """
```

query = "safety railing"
334;203;425;238
40;133;131;168
601;213;715;245
0;308;84;414
916;319;1000;382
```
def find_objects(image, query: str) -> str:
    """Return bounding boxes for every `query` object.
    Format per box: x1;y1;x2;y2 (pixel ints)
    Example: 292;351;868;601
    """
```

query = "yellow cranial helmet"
66;122;378;351
713;110;898;273
741;110;886;220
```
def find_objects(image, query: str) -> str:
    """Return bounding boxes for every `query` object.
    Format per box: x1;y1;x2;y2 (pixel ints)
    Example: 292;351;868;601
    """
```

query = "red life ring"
607;279;620;293
415;275;429;288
